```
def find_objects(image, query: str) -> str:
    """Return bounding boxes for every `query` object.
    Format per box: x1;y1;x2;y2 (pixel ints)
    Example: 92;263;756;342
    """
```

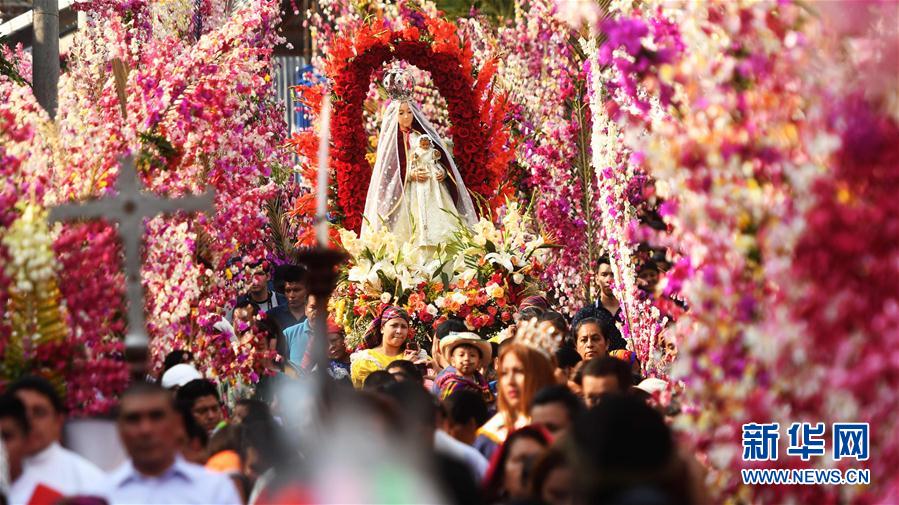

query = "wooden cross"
49;156;215;350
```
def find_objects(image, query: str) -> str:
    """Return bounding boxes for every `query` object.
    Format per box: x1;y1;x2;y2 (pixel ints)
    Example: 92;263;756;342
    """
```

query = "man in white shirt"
103;382;240;504
8;376;105;504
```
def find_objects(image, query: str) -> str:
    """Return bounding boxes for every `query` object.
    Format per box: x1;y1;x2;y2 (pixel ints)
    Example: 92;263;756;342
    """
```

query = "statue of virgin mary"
360;69;478;250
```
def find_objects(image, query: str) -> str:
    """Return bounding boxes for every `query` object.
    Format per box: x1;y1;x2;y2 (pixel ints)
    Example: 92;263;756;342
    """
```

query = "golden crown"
383;68;414;101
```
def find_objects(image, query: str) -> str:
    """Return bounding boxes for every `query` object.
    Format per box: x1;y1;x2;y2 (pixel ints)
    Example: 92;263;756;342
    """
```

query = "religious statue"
360;69;478;252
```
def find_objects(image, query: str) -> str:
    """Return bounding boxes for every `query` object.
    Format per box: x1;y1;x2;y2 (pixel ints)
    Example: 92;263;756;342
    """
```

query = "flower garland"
0;205;72;395
324;15;514;231
1;0;292;405
53;221;129;415
458;0;611;313
64;0;287;382
582;38;667;378
584;1;899;501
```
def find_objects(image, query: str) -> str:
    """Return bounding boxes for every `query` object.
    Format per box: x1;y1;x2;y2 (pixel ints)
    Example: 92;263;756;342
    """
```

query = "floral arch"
324;17;515;232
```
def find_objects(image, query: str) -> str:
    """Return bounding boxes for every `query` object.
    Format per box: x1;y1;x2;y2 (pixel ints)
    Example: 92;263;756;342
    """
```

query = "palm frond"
265;196;301;263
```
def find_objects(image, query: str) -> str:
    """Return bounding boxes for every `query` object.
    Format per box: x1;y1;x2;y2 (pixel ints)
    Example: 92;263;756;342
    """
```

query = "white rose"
426;304;439;316
435;296;446;308
513;273;525;285
380;292;392;304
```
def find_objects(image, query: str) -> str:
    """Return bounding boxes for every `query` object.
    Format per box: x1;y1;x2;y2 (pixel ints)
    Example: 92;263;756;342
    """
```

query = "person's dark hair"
570;394;690;504
117;382;176;418
570;317;611;347
537;311;569;336
176;402;208;448
121;380;170;398
362;370;397;391
241;418;295;472
0;393;30;434
436;318;467;340
207;423;244;458
443;390;489;428
235;398;271;424
598;255;610;266
571;305;623;351
386;359;424;384
176;379;220;409
274;264;307;291
554;344;582;370
482;425;552;503
528;446;569;502
380;381;438;432
531;385;585;421
639;260;659;274
582;357;634;390
163;350;193;373
233;298;260;315
7;375;65;414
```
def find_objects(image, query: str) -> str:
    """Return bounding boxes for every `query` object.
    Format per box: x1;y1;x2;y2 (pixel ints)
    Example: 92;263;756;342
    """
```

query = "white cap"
636;377;668;395
161;363;202;389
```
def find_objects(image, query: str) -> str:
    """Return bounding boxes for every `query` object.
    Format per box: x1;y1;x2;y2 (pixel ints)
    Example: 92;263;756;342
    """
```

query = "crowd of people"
0;261;701;505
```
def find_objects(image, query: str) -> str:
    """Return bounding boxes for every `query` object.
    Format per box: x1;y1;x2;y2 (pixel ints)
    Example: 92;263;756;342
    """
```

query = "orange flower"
401;26;420;41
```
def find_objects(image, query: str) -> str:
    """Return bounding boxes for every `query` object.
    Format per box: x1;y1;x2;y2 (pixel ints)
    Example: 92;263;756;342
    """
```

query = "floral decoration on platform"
331;202;552;347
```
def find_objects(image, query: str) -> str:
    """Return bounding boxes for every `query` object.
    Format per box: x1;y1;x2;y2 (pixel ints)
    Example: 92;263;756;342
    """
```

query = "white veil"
360;99;478;238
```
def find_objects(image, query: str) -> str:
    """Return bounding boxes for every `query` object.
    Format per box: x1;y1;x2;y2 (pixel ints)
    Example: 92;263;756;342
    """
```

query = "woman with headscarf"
350;306;422;388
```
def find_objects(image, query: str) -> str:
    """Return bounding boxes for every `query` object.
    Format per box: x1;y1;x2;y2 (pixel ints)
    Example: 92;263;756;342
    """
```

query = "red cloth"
27;484;65;505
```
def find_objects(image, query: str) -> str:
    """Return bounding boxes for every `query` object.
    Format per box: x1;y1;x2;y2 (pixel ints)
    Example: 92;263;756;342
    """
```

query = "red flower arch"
325;17;515;232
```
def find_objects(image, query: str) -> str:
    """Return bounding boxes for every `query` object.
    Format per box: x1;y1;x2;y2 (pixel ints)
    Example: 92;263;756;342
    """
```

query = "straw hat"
441;332;493;362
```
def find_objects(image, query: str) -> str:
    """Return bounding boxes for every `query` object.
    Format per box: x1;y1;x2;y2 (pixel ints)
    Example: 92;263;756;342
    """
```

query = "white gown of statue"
393;133;461;247
360;82;478;247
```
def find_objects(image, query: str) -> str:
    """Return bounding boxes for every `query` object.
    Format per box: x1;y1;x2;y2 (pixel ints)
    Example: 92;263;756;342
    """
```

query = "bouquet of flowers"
332;201;553;348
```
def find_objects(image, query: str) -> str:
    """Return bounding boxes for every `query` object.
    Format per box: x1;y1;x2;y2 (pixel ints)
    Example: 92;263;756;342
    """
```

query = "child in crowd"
435;332;494;404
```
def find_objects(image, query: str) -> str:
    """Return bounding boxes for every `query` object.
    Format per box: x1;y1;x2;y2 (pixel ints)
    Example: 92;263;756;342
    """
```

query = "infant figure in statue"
402;134;460;248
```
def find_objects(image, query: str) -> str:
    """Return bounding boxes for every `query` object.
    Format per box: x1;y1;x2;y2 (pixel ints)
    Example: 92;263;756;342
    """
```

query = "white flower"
435;296;446;309
380;292;392;304
426;304;438;316
347;260;373;283
339;228;364;257
486;251;517;272
513;273;525;285
459;268;478;284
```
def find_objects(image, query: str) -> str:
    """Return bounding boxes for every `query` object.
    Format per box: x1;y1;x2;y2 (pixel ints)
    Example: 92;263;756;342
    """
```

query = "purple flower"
600;18;649;63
